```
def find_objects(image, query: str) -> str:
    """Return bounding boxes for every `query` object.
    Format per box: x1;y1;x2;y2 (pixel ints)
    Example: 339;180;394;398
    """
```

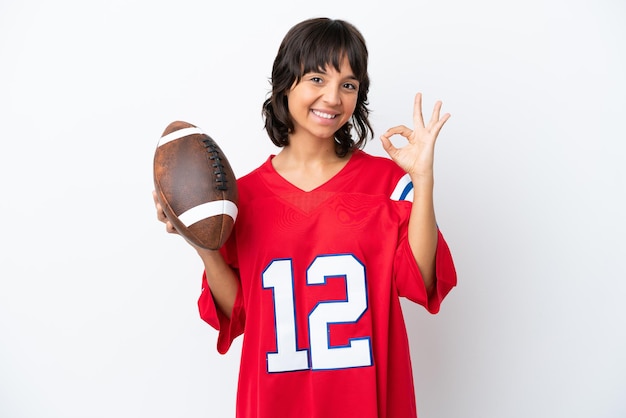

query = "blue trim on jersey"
399;182;414;201
390;173;414;202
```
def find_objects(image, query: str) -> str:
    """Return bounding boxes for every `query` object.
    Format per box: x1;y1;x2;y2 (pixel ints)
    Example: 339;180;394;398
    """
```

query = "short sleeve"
394;229;457;314
196;229;246;354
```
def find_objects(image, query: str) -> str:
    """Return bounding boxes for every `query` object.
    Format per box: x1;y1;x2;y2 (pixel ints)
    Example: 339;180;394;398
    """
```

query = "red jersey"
198;150;457;418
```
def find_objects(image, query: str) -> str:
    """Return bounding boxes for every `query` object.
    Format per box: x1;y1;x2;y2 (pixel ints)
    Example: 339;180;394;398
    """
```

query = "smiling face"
262;18;372;156
286;55;359;144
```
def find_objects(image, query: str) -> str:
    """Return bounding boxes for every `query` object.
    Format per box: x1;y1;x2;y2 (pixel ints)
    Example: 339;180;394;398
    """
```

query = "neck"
278;143;338;164
271;143;352;192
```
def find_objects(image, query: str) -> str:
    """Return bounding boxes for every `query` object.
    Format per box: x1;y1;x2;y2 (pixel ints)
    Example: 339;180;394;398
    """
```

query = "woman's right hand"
152;190;219;255
152;190;179;235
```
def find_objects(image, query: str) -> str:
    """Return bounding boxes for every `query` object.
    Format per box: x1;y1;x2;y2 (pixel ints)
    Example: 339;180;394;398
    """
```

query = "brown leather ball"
153;121;238;250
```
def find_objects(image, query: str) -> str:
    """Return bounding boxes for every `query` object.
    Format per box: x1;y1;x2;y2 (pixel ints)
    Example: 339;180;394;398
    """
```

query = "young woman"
154;17;457;418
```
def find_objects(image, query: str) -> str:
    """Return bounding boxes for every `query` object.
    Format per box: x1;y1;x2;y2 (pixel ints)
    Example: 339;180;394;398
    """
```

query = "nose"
322;83;342;106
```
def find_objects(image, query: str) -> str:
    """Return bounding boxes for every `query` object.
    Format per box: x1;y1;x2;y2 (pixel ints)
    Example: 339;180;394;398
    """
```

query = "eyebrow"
306;68;359;81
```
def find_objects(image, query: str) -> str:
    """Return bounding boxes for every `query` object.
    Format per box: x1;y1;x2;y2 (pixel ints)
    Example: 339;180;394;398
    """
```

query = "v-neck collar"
262;150;362;193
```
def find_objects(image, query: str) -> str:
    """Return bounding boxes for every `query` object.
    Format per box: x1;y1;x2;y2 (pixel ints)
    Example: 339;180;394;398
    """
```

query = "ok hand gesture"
380;93;450;181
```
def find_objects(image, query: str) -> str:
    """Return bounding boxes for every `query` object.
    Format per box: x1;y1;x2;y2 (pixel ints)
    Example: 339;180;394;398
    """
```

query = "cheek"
343;97;358;120
287;90;313;116
286;96;298;119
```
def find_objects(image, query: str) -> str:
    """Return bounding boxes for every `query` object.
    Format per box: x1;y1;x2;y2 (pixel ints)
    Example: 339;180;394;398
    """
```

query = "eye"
310;76;324;84
343;82;358;91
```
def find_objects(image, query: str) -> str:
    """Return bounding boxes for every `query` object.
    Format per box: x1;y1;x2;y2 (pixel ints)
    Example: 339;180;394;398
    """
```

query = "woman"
154;17;457;418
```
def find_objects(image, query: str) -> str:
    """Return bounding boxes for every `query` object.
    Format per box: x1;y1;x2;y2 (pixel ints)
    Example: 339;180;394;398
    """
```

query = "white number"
262;254;372;373
262;259;309;372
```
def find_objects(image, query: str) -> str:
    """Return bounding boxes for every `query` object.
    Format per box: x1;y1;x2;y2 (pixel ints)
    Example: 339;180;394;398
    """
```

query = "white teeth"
312;110;335;119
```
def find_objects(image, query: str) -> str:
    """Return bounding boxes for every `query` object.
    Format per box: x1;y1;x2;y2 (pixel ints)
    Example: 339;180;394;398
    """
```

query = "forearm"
407;175;438;295
196;248;240;319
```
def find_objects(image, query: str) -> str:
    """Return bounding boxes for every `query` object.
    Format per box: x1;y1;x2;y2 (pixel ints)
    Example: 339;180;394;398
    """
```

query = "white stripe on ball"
158;127;204;147
178;200;238;227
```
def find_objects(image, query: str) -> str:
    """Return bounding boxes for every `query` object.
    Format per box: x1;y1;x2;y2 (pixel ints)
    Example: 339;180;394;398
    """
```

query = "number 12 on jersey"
262;254;373;373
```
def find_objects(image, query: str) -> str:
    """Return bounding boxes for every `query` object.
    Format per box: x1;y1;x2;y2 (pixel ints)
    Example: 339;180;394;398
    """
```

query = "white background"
1;1;625;417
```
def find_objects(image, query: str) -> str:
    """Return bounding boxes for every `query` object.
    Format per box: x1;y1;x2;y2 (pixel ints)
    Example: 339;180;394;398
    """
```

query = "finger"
156;205;168;223
153;195;168;223
429;113;450;145
379;133;398;156
430;112;451;139
413;92;425;128
157;209;167;222
382;125;413;139
165;221;178;234
428;101;443;129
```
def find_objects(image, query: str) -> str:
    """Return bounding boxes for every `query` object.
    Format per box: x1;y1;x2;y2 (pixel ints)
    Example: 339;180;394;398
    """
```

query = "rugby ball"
153;121;238;250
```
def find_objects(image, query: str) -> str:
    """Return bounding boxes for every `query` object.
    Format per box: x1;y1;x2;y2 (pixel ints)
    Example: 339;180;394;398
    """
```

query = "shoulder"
234;156;279;203
351;150;406;177
237;156;273;184
348;150;413;202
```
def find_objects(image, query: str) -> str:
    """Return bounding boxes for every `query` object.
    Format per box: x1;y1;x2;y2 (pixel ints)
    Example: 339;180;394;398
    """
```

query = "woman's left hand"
380;92;450;180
